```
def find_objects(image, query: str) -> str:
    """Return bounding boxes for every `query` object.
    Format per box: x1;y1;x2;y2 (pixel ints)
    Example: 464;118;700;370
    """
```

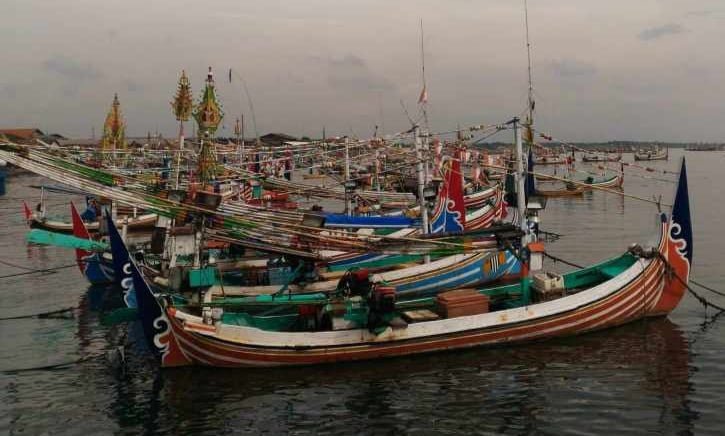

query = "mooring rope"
0;258;49;272
542;251;584;269
689;278;725;299
1;353;102;374
545;250;725;314
0;306;75;321
0;263;79;280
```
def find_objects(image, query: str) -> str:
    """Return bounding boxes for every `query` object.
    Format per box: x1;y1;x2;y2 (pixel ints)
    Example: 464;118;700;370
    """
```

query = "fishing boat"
532;155;565;165
23;201;157;234
684;144;723;151
531;152;622;196
582;153;622;163
535;184;588;197
70;202;115;285
126;158;691;368
634;146;668;161
588;173;623;189
534;172;622;197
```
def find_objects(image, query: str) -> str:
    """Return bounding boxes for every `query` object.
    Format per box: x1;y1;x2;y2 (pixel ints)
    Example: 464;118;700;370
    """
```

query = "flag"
22;201;32;221
418;85;428;104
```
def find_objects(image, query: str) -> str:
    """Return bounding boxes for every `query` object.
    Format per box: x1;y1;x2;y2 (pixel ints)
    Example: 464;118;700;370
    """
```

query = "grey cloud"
551;59;597;78
638;24;685;41
43;56;103;80
123;79;144;93
330;55;366;68
61;83;80;97
327;54;395;92
1;84;19;99
685;10;714;17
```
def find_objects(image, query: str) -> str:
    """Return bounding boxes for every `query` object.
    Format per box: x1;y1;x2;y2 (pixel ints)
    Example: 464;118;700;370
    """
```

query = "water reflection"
119;318;695;435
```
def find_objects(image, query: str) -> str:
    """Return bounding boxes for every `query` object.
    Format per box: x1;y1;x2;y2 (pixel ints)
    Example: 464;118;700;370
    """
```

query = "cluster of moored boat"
0;64;692;368
0;123;693;368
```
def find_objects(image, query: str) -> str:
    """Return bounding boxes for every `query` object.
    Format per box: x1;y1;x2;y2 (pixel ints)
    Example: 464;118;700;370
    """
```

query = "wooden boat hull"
589;174;624;189
535;187;589;197
130;159;691;368
148;209;688;368
80;252;115;285
582;155;621;163
533;158;565;165
30;213;157;234
634;151;668;161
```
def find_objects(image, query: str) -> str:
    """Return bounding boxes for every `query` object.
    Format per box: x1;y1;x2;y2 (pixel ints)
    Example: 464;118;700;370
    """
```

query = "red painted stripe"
164;227;672;367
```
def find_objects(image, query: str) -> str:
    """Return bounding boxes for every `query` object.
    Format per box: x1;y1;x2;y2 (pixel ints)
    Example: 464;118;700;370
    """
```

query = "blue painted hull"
392;252;521;297
82;253;115;285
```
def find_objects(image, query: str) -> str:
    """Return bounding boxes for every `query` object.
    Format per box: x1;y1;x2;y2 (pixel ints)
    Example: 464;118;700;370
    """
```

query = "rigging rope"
0;306;75;321
545;250;725;314
0;263;79;280
542;251;584;269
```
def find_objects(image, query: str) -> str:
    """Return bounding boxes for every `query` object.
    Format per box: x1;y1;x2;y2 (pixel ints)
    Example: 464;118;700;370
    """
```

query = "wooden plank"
401;309;440;323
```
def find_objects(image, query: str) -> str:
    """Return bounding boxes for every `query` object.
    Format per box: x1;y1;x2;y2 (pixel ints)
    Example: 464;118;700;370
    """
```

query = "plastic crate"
189;267;218;287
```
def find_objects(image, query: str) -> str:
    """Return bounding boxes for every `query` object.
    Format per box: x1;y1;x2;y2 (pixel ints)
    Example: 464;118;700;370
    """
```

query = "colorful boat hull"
130;160;692;368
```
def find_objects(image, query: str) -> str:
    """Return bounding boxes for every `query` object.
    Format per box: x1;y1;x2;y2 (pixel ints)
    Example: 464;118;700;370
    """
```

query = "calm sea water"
1;149;724;435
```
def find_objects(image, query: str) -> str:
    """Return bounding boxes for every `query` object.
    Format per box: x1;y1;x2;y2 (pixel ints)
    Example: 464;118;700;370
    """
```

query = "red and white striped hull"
464;188;506;230
158;216;686;368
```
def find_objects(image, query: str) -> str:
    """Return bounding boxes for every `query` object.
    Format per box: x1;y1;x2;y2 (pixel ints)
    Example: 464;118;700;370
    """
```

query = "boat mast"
523;0;535;146
234;117;243;165
344;136;352;216
513;118;527;242
241;114;245;165
415;125;429;236
419;19;430;184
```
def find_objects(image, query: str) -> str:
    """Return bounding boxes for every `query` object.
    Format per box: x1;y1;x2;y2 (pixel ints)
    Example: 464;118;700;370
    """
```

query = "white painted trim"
173;257;653;348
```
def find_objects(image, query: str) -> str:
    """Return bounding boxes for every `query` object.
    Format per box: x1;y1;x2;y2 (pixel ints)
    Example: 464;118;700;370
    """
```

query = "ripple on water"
2;152;725;434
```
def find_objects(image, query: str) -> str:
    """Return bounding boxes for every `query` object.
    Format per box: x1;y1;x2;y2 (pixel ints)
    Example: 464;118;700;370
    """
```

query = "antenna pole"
415;125;429;236
524;0;534;125
230;69;260;146
420;19;430;184
513;118;527;239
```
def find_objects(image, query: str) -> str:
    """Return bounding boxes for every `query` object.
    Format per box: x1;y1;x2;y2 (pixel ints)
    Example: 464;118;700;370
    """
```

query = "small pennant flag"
418;85;428;104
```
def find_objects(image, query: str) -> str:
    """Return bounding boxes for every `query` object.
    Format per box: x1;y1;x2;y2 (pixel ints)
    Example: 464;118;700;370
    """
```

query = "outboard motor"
337;268;372;298
367;284;397;333
370;285;396;314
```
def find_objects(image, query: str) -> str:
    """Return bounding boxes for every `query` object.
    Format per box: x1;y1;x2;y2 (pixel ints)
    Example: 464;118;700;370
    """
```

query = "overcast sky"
2;0;724;142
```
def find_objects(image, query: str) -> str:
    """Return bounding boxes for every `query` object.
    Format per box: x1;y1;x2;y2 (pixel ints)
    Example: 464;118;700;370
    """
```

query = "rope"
542;251;584;269
690;278;725;299
0;263;79;280
545;250;725;313
648;251;725;313
0;306;75;321
0;258;49;272
1;353;101;374
544;252;725;312
682;279;725;313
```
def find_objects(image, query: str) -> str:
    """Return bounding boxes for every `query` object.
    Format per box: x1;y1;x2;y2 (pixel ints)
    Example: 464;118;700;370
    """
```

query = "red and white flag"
418;85;428;104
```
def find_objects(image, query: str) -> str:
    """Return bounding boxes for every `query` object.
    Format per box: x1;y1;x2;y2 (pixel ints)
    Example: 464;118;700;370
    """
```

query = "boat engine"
337;268;372;298
367;285;397;333
370;285;396;313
